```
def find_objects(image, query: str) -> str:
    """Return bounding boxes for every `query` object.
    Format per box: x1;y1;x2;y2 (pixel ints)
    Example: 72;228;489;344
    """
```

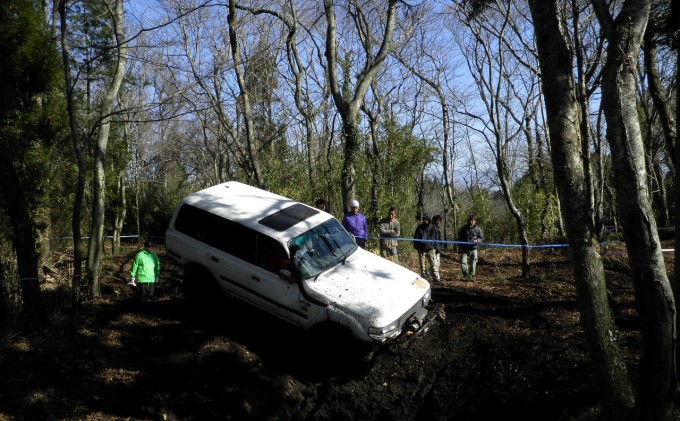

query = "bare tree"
641;1;676;228
174;0;266;187
643;0;676;172
237;1;332;196
395;25;459;227
456;1;536;276
528;1;635;418
111;125;128;254
323;0;400;207
637;68;672;227
673;0;680;383
59;0;129;299
593;0;676;418
58;0;87;306
569;0;608;241
227;0;264;188
281;2;328;194
85;0;129;298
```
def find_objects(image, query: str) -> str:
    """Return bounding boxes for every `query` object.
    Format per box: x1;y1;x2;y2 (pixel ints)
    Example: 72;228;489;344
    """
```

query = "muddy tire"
310;323;370;360
182;265;222;305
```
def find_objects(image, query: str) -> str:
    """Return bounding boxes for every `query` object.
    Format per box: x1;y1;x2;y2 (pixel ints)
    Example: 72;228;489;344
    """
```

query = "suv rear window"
258;203;319;231
174;203;256;262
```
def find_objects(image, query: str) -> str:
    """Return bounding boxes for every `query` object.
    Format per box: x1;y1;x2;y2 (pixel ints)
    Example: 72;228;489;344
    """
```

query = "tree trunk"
643;23;676;171
228;0;265;189
673;0;680;380
279;4;320;193
340;117;360;207
593;1;677;419
397;56;457;222
86;0;128;298
112;172;126;255
135;176;140;243
59;0;86;309
323;0;398;206
496;153;530;277
0;158;44;326
456;1;533;277
528;2;635;419
0;259;7;327
594;112;607;241
652;159;670;228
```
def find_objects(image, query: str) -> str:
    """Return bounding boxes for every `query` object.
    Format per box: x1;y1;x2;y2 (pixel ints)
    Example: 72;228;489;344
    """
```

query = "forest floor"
0;240;675;421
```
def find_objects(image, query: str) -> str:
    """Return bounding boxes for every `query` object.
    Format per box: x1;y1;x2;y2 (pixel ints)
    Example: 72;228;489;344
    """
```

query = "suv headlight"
368;320;401;341
422;287;431;305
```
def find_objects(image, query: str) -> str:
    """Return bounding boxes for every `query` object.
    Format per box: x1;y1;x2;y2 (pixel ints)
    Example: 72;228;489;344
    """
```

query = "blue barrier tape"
364;236;671;252
51;235;141;240
49;234;670;252
0;277;41;282
355;235;572;249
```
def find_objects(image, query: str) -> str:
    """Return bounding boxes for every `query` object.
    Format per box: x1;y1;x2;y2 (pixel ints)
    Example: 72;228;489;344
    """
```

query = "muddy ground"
0;243;673;421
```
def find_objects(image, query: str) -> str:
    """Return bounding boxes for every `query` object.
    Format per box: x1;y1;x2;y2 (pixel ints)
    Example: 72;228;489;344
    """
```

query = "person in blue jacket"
342;199;369;248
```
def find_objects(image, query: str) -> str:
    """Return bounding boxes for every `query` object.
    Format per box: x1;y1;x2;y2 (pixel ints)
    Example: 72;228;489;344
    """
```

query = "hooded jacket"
458;223;484;252
413;217;437;252
342;212;369;239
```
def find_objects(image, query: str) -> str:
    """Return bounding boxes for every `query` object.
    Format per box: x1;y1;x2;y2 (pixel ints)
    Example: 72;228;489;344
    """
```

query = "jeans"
461;249;478;277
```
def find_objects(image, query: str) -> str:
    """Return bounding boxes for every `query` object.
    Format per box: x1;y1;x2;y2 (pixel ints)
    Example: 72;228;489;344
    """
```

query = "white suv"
165;181;431;343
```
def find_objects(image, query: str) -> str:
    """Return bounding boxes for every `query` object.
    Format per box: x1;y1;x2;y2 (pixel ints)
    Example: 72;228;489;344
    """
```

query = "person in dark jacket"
413;213;440;283
315;198;330;213
458;214;484;281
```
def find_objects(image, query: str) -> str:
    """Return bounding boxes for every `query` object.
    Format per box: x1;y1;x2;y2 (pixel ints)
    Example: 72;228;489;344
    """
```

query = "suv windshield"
289;219;357;279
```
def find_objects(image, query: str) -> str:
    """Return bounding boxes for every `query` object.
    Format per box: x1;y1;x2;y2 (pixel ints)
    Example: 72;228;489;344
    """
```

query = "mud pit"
1;244;654;421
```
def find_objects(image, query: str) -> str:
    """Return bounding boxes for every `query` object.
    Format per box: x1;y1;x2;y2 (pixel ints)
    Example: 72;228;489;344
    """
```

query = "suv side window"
218;219;256;263
255;234;289;274
174;204;216;245
174;204;256;264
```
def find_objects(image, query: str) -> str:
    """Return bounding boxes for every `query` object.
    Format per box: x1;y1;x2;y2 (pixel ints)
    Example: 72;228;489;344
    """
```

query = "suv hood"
306;248;430;326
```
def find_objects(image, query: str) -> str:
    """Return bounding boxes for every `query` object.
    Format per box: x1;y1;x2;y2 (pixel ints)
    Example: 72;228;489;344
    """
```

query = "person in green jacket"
129;240;160;302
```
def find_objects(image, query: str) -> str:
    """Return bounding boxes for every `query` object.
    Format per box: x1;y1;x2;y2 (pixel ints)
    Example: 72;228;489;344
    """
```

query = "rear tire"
182;265;222;306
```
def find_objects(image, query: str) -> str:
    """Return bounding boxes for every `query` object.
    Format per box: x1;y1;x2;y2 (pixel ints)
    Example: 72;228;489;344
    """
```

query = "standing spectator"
458;214;484;281
129;240;160;302
432;214;443;271
315;198;330;213
379;207;400;262
413;213;440;283
342;199;369;248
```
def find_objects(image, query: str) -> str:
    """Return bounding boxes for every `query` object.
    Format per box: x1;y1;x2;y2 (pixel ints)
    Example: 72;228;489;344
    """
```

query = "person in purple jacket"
342;199;369;249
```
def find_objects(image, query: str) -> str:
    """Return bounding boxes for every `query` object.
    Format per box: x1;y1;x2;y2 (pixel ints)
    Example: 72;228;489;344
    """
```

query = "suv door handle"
252;276;261;282
210;255;219;262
